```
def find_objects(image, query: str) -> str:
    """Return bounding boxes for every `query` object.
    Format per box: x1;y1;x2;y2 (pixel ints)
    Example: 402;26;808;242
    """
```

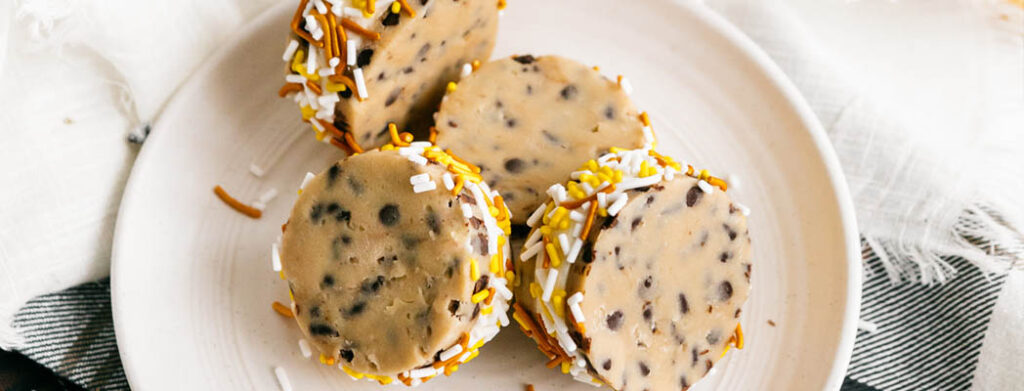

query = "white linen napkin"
1;0;1021;386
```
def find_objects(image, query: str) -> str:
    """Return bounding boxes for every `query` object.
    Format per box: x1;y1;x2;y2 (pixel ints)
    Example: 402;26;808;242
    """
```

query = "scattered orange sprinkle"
213;185;261;218
312;12;331;58
396;0;416;16
525;385;535;391
328;73;358;92
272;301;294;318
344;131;364;153
767;319;776;327
281;222;288;232
329;137;354;155
316;119;344;139
471;60;481;71
445;150;482;173
639;112;651;127
428;126;438;143
341;18;381;41
498;0;508;10
579;201;598;240
278;83;303;97
707;176;728;191
291;0;320;47
305;79;322;95
559;184;616;209
388;123;409;146
451;176;465;196
335;23;348;66
326;11;341;59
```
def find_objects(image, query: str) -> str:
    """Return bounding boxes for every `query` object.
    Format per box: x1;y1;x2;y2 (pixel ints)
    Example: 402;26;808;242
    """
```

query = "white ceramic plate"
111;1;860;389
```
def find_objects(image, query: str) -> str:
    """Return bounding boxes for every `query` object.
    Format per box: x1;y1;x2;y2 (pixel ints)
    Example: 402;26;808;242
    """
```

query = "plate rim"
110;1;862;389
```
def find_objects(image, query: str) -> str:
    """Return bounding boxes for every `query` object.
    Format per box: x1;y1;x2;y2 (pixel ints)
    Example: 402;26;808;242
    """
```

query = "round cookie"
278;146;513;385
434;55;649;223
513;147;751;390
280;0;500;151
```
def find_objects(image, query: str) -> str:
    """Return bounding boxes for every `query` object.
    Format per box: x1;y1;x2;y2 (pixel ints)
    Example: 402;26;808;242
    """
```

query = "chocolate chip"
725;224;737;240
473;275;490;293
339;349;354;362
402;235;422;249
581;241;594;263
321;274;335;288
718;281;733;301
560;85;578;100
604;106;615;119
328;204;350;222
639;362;650;376
327;164;341;187
310;306;321;317
646;195;656;205
631;217;643;231
606;310;624;331
495;100;503;108
377;255;397;265
642;303;653;322
615;246;621;256
385;87;402;107
448;300;460;316
468;217;483;229
348;176;363;194
707;329;722;345
309;323;339;337
339;87;353;99
512;55;536;64
310;203;325;223
679;293;689;314
504;158;525;173
447;120;458;128
602;359;612;370
382;9;400;26
361;275;384;293
602;217;618;229
417;43;431;57
379;204;400;226
346;301;366;317
505;118;517;128
426;209;441;235
526;84;533;94
720;252;731;262
403;67;414;74
471;303;481;319
542;130;560;143
357;49;374;67
340;235;351;244
643;276;652;288
681;375;690;388
691;348;698;366
686;185;703;207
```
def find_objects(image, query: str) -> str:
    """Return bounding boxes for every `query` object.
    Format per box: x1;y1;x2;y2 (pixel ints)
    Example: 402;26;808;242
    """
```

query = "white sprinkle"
313;0;327;14
304;15;318;31
607;194;629;216
346;40;357;66
253;201;267;210
442;173;455;190
526;203;547;227
558;233;571;255
271;243;282;272
556;328;577;353
498;309;510;326
398;146;425;157
665;169;675;181
439;344;464;362
409;366;439;379
736;202;751;216
298;339;312;358
353;68;368;99
299;172;316;190
282;40;300;61
642;126;654;144
617;174;663;191
596;192;607;208
580;181;594;195
413;181;437;193
570;170;592;180
542;269;558;301
249;163;266;177
460;63;473;78
409;378;422;387
858;319;879;333
546;184;567;203
524;227;543;248
566;239;583;264
698;180;713;194
493;280;514;300
318;94;340;107
567;292;586;322
520;240;543;262
317;66;335;77
407;154;428;166
259;188;279;204
311;27;324;44
329;57;340;68
461;203;474;218
571;222;584;238
727;173;741;190
409;173;431;185
285;74;306;84
331;2;343;16
409;141;433;148
569;210;586;222
619;76;634;95
274;367;293;391
310;117;324;132
344;6;364;18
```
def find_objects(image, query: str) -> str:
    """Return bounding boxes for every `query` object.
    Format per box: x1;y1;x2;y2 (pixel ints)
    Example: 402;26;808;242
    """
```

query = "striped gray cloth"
7;253;1010;390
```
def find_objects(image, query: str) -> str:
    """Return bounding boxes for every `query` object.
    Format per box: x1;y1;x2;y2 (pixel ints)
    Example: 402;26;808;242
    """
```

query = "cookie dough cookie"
278;144;512;385
434;55;650;223
280;0;500;151
513;147;751;390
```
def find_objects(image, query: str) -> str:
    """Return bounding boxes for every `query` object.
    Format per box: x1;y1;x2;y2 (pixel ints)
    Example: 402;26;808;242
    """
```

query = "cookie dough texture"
568;177;751;390
435;55;646;223
280;149;492;375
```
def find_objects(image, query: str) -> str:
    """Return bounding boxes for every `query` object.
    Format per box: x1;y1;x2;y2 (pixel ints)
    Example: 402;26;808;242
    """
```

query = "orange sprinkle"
541;237;551;268
445;149;482;173
471;59;481;71
616;75;623;85
592;65;600;71
526;385;535;391
214;185;261;218
278;83;303;97
580;201;598;240
484;287;496;305
493;196;508;221
545;356;563;369
305;79;322;95
291;0;321;47
328;73;357;92
329;137;354;155
316;119;344;138
734;323;744;349
498;0;508;10
312;12;331;58
396;0;416;16
428;126;438;143
341;18;381;41
272;301;294;318
707;176;728;191
559;184;616;209
451;175;465;196
388;123;409;146
326;11;341;60
335;23;348;66
344;131;364;153
400;132;414;143
639;112;651;127
281;222;288;232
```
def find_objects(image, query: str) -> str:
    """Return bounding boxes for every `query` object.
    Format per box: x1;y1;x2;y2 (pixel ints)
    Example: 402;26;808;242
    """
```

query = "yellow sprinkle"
490;254;500;274
313;127;326;141
288;289;294;301
504;270;515;282
586;159;599;172
699;169;709;180
613;170;623;182
464;350;480;363
482;306;494;316
325;81;347;93
381;144;395;151
576;322;587;334
278;270;286;280
561;361;571;374
300;105;315;120
540;226;552;235
568;189;586;201
471;290;490;304
559;219;569;230
489;205;499;217
444;364;458;376
639;161;652;177
529;282;542;298
513;311;531;330
598;207;608;217
377;376;393;385
593;65;600;72
552;294;565;318
545;243;562;268
447;81;458;93
290;49;305;71
609;146;624;153
341;366;364;379
391;1;400;13
470;258;480;280
586;176;601;188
